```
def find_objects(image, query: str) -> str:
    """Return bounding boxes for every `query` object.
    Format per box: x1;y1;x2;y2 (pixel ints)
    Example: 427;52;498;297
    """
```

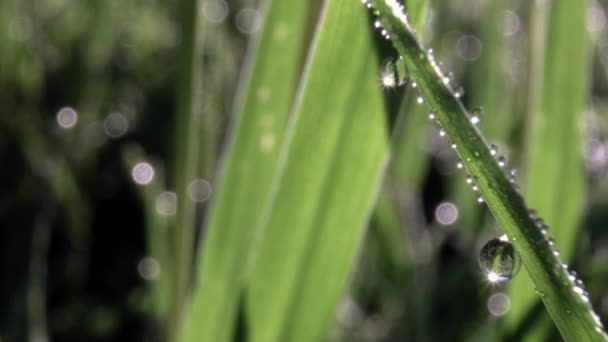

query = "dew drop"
497;156;506;167
417;96;424;104
451;144;457;149
477;196;484;203
457;162;464;169
380;58;397;88
454;86;464;98
411;81;418;88
439;129;446;137
479;238;522;283
466;175;473;184
489;144;498;156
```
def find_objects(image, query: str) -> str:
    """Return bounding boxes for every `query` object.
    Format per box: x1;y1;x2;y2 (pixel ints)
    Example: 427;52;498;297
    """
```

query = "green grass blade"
168;0;205;339
245;2;389;341
506;0;590;334
368;0;605;340
182;0;311;341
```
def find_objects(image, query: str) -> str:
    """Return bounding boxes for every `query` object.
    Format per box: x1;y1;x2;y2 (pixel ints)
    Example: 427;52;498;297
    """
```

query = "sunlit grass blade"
368;0;605;340
245;2;389;341
182;0;311;341
506;0;590;336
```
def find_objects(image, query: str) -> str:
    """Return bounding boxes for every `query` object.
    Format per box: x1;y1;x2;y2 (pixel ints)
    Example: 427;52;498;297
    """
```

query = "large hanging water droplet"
479;238;521;283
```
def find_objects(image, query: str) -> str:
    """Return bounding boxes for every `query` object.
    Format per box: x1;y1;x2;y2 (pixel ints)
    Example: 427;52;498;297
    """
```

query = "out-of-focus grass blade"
182;0;311;341
506;0;589;334
168;0;205;339
245;2;389;341
369;0;428;289
451;0;518;231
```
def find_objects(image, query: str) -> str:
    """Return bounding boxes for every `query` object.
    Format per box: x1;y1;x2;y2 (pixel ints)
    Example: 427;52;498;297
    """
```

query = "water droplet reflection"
487;293;511;316
188;179;212;202
137;257;160;280
156;191;177;216
435;202;458;225
57;107;78;129
132;162;155;185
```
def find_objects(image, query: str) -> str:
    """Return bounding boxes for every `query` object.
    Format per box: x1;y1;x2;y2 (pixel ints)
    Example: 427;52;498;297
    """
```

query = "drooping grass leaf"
182;0;311;341
245;1;389;341
368;0;605;340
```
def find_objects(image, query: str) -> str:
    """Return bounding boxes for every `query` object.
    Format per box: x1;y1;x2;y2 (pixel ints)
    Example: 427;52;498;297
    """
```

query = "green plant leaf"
245;2;389;341
506;0;590;335
182;0;311;341
368;0;605;340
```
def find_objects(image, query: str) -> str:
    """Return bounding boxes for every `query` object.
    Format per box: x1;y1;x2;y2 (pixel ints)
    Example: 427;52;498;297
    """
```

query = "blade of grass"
506;0;590;335
245;2;389;341
182;0;312;340
368;0;605;340
168;0;205;339
451;0;518;232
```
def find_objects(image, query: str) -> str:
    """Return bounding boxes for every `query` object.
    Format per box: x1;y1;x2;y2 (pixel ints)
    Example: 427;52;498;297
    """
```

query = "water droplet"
470;116;480;124
188;179;212;202
535;288;546;298
380;58;397;88
451;143;457;149
466;175;473;184
479;238;522;283
489;144;498;156
137;257;160;280
156;191;178;216
428;112;436;120
497;156;506;167
204;0;230;24
487;293;511;316
477;196;484;203
104;112;129;138
235;8;262;34
57;107;78;129
417;96;424;104
132;162;155;185
411;81;418;88
435;202;459;225
439;129;446;137
472;185;479;191
457;162;464;169
454;86;464;98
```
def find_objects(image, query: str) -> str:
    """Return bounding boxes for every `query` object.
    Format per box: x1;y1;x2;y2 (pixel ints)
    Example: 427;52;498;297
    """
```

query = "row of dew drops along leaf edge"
362;0;607;336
